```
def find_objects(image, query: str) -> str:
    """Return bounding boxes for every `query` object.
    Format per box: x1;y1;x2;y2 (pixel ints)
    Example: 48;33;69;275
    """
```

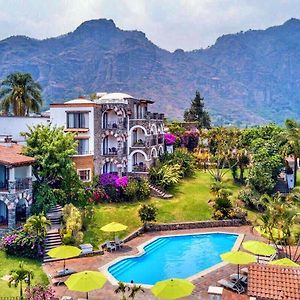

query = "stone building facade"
50;93;165;180
0;142;34;232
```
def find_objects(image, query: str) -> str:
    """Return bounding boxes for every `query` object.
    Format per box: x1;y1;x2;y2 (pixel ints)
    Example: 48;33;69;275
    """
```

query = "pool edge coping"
99;231;245;288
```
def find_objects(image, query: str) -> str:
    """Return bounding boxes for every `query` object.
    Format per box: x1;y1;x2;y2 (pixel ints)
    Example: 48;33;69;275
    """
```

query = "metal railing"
15;178;30;190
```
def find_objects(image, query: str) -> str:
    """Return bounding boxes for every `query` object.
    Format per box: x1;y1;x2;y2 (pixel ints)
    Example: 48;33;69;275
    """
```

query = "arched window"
102;112;108;129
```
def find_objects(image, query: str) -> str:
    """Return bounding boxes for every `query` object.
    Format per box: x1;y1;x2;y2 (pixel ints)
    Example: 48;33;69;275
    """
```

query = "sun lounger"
218;279;245;294
105;241;117;252
52;276;68;286
55;268;76;277
79;243;93;255
61;297;73;300
241;267;248;274
115;237;124;249
230;273;248;285
258;252;277;263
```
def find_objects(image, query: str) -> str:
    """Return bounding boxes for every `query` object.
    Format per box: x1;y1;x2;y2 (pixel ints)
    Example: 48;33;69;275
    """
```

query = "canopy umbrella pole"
63;259;66;272
86;292;88;299
237;264;240;280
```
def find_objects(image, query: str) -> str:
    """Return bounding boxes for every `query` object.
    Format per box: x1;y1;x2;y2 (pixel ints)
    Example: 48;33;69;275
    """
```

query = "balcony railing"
103;122;127;130
132;164;148;173
76;149;91;155
0;180;8;191
16;178;30;190
132;140;146;147
150;138;157;146
103;147;127;156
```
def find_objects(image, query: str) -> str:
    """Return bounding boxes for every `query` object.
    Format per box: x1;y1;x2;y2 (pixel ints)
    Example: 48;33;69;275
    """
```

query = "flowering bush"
99;173;119;186
115;176;129;187
181;129;199;151
164;133;177;145
25;284;55;300
1;230;44;259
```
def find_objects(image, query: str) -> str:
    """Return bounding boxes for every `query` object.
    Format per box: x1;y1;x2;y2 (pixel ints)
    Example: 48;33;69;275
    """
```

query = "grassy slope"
84;171;241;246
0;251;48;297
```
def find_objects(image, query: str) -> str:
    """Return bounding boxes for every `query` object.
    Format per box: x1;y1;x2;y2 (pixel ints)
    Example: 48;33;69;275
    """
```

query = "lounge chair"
241;267;248;274
259;252;277;263
115;237;124;249
230;273;248;285
61;297;73;300
218;279;245;294
105;241;116;252
55;268;76;278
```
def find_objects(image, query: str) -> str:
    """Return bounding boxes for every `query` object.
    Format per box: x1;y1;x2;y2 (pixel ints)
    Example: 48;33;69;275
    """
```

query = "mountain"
1;18;300;126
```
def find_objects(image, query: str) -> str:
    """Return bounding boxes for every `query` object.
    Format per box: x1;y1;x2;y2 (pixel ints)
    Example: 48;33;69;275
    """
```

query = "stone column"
8;167;16;193
7;202;16;229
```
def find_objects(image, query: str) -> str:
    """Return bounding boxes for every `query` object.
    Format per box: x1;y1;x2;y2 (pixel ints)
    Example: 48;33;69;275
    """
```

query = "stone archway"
0;200;8;228
16;198;28;223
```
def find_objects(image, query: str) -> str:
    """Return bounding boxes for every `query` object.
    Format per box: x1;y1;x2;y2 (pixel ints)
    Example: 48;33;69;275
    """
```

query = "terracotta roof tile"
0;144;35;166
248;263;300;300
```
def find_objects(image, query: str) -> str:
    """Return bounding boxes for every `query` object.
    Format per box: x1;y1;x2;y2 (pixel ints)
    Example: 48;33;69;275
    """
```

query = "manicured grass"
0;251;48;297
84;171;242;246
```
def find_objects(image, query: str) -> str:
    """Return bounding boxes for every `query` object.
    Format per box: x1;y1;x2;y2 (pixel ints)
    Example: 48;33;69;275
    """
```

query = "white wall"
0;116;50;143
50;106;94;155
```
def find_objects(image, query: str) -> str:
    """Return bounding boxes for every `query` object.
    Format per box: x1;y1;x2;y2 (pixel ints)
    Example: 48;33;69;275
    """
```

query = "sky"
1;0;300;51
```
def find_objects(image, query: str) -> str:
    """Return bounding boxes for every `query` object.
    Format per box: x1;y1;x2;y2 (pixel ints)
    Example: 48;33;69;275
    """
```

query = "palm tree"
0;72;43;116
128;283;144;299
8;261;34;299
281;119;300;185
24;214;51;238
114;282;129;300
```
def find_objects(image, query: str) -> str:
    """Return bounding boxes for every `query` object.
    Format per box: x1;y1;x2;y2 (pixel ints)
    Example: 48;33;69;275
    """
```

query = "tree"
184;91;211;129
22;124;87;211
281;119;300;184
8;261;34;299
114;281;144;300
138;204;158;230
24;214;51;238
0;72;43;116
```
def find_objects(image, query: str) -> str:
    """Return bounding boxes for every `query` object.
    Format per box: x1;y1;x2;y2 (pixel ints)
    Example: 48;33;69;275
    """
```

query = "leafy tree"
114;281;144;300
22;124;86;211
8;261;34;299
280;119;300;184
184;91;211;129
24;214;51;238
138;204;158;230
0;72;43;116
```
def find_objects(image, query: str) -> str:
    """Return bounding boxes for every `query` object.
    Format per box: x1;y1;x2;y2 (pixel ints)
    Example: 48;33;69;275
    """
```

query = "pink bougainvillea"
164;133;177;145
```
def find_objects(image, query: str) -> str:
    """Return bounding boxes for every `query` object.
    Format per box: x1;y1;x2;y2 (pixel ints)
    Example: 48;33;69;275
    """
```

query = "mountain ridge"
1;18;300;126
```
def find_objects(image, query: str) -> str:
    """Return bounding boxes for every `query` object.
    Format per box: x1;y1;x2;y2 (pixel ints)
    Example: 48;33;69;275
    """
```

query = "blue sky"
1;0;300;51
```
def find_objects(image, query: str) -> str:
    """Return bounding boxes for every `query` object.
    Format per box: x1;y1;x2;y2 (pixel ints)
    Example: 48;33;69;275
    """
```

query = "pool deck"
44;225;264;300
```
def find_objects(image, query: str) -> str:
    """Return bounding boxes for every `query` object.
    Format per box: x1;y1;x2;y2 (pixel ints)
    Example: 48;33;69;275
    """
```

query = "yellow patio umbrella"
151;278;195;299
242;240;276;262
221;251;256;279
100;222;128;232
47;245;81;271
65;271;107;299
269;258;300;267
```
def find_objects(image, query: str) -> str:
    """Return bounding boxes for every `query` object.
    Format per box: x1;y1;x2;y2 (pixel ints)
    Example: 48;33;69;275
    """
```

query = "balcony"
132;164;148;173
102;147;127;156
132;140;146;148
0;180;8;191
0;178;31;193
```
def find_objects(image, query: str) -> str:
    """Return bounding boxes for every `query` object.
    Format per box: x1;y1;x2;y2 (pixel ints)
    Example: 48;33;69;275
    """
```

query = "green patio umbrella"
151;278;195;300
65;270;107;299
221;251;256;279
242;240;276;262
47;245;81;271
269;258;300;267
100;222;128;232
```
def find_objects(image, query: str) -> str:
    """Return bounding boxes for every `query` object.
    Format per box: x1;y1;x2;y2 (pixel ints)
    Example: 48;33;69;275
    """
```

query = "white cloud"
0;0;299;50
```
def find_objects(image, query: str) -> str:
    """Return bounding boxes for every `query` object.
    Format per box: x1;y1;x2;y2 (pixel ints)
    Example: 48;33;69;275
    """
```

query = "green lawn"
84;171;242;246
0;251;48;297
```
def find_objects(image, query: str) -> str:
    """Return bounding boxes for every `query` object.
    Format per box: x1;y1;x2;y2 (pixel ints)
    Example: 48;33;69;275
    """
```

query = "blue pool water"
108;233;238;285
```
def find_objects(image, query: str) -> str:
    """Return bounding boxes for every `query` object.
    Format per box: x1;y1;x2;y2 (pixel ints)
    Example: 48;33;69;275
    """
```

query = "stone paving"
43;225;263;300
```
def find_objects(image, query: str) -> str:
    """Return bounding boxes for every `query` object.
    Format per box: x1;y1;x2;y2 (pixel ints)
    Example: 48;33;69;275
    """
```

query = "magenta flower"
164;133;176;145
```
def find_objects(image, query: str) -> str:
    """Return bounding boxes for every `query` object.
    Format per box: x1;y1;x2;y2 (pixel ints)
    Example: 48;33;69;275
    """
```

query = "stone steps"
149;184;173;199
43;205;63;262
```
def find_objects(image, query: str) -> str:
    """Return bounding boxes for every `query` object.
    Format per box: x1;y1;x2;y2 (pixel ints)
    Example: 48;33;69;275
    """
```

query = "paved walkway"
43;225;262;300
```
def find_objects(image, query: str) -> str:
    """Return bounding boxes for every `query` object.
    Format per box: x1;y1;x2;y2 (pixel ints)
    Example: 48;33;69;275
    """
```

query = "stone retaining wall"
122;219;243;243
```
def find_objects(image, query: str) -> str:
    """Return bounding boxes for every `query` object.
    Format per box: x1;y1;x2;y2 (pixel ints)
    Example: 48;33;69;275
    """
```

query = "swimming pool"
106;232;240;285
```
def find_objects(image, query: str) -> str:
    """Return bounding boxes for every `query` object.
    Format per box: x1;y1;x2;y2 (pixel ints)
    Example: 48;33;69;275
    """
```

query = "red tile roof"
248;263;300;300
0;144;35;167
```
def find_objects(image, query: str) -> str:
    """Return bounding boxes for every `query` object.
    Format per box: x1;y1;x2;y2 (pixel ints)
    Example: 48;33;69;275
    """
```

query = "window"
67;112;89;128
78;169;91;181
102;112;108;128
77;139;89;155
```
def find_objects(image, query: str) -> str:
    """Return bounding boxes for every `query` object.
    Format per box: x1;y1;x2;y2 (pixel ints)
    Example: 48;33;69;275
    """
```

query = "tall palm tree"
0;72;43;116
8;261;34;299
281;119;300;185
24;214;51;238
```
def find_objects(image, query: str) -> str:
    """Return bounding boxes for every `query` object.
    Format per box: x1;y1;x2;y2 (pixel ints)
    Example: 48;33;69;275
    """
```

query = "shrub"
238;188;263;211
25;284;55;300
124;177;151;201
181;129;199;152
149;164;181;188
61;204;83;245
164;133;177;145
213;197;233;220
138;204;158;229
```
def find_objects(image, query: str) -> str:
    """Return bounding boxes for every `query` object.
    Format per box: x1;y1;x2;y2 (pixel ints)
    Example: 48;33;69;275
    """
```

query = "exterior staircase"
43;205;63;263
149;184;173;199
